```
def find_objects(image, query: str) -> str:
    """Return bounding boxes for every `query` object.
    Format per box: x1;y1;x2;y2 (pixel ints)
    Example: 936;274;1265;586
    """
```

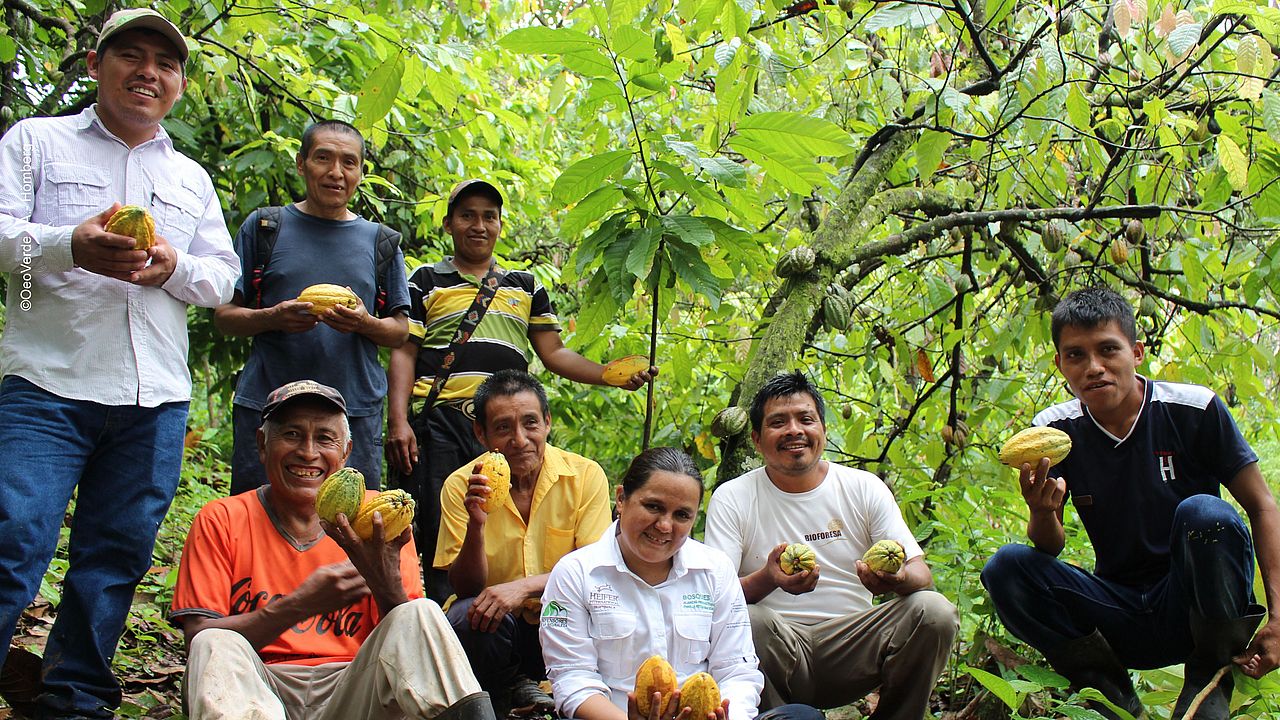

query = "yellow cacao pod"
479;450;511;513
1109;237;1131;264
352;489;416;541
297;284;359;315
634;655;678;718
998;427;1072;468
105;205;156;250
779;543;816;575
679;672;721;720
315;467;365;525
862;539;906;574
602;355;649;386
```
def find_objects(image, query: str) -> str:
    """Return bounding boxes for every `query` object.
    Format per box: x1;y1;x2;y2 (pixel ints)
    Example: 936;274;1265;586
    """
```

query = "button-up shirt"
540;525;762;720
0;106;238;406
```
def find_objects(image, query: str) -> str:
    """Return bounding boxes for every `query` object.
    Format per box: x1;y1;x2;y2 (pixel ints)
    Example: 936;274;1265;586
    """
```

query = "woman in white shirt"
540;448;822;720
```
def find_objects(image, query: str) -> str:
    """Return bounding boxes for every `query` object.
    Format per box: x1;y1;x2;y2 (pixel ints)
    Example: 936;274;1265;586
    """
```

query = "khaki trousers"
749;591;958;720
184;599;482;720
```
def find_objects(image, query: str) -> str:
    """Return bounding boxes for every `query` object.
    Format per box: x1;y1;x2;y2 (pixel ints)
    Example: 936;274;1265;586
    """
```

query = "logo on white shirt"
541;600;569;627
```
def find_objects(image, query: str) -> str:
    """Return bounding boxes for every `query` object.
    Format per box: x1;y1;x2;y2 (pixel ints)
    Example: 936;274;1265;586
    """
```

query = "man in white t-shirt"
704;371;958;720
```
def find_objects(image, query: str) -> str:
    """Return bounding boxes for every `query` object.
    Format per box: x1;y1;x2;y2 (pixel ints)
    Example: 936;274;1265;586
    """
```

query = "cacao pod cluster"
862;539;906;574
822;284;856;333
105;205;156;250
633;660;722;720
941;419;969;449
998;427;1072;468
778;542;816;575
602;355;650;386
775;247;817;278
316;468;417;541
297;284;359;315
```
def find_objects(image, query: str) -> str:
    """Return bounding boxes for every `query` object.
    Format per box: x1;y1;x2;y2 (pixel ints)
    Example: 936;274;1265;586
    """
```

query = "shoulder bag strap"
421;260;504;409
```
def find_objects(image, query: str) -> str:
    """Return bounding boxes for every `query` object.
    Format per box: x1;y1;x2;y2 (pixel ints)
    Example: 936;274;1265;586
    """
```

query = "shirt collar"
80;104;174;150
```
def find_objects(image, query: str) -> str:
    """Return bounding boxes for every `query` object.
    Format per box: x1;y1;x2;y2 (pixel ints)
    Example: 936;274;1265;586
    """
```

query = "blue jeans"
0;375;188;718
230;403;383;495
981;494;1255;669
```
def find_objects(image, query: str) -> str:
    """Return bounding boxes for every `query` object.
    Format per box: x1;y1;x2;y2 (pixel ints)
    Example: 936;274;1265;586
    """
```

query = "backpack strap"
251;206;283;309
372;223;402;316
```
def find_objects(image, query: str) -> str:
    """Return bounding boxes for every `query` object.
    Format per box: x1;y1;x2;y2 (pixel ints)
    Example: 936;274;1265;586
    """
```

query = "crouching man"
170;380;493;720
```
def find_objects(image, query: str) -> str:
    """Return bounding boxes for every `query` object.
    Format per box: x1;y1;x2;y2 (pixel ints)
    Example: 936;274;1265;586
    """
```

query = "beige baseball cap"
96;9;188;64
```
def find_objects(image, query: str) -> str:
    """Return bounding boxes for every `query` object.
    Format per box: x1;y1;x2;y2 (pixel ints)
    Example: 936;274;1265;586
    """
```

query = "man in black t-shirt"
982;287;1278;720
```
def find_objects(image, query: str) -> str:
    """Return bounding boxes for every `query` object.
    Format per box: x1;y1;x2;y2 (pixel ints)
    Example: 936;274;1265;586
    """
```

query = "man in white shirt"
0;9;238;718
704;372;958;720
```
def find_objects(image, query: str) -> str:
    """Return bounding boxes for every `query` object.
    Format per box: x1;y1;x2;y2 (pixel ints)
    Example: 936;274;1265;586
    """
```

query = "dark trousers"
390;404;483;603
446;597;545;691
981;494;1256;668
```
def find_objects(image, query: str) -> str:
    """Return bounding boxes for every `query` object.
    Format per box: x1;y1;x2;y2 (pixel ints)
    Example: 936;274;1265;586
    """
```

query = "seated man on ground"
436;369;613;715
704;371;959;720
982;286;1278;720
170;380;491;720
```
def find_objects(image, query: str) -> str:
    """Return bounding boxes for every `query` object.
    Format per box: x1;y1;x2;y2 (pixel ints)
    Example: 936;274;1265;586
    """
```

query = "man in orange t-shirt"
171;380;495;720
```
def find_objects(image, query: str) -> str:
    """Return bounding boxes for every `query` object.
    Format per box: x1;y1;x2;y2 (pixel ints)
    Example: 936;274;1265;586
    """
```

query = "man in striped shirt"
385;179;655;603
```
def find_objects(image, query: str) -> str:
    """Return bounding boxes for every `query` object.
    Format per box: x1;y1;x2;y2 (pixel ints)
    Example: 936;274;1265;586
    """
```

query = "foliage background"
2;0;1279;716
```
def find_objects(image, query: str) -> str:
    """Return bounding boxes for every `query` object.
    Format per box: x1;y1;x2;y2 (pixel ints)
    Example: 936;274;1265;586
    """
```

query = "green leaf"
694;156;748;187
1262;90;1280;143
734;112;855;158
624;227;661;278
0;34;15;63
666;239;723;308
611;25;655;61
552;150;634;206
964;666;1019;710
661;214;714;247
563;50;617;78
914;130;949;183
1167;23;1201;58
1015;664;1070;689
733;145;824;193
867;2;945;31
562;185;625;239
1066;86;1092;131
499;27;601;55
355;53;404;129
1217;135;1249;191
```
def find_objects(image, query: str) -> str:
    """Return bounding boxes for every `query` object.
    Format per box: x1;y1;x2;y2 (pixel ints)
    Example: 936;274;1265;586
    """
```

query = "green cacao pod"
105;205;156;250
316;467;365;525
998;426;1072;468
679;672;721;720
1139;294;1160;318
775;247;817;278
862;539;906;574
823;285;855;332
1063;249;1083;269
297;284;359;315
779;543;816;575
352;489;416;541
1042;220;1066;253
634;656;678;717
1125;219;1145;244
711;407;749;438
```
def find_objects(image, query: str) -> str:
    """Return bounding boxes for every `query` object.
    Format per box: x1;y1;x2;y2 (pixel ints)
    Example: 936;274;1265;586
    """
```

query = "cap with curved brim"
262;380;347;421
96;9;188;64
447;179;503;214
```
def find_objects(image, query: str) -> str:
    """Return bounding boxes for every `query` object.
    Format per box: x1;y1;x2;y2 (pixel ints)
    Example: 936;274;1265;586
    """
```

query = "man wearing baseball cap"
171;381;496;720
385;179;657;605
0;7;238;717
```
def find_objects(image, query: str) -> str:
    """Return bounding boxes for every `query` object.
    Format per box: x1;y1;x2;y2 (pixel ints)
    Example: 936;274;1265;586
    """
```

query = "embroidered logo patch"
541;600;570;628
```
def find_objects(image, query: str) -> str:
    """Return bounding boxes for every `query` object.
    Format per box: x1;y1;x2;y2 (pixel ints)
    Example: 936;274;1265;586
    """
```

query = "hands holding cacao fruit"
765;542;819;595
1017;457;1066;515
71;204;153;281
601;355;660;390
856;540;909;595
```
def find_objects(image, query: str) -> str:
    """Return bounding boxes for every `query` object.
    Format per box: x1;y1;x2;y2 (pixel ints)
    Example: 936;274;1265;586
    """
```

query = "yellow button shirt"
434;444;612;620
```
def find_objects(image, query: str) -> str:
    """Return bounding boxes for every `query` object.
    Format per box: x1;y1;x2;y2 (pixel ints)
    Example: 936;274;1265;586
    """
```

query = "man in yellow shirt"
435;370;611;716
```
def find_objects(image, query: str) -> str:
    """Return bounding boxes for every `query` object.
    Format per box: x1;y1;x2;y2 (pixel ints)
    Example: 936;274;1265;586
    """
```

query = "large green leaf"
552;150;634;207
733;112;856;158
355;53;404;129
499;27;602;55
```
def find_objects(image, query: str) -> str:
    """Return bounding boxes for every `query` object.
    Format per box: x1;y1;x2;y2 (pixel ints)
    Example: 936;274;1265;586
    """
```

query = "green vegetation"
3;0;1279;717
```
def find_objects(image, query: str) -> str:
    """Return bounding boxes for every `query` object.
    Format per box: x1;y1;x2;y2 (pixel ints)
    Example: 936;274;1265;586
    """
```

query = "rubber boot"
436;691;500;720
1171;605;1266;720
1042;631;1144;720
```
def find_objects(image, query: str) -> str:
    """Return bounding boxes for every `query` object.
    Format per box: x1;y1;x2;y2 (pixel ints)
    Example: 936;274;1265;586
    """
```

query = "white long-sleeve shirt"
540;524;762;720
0;106;239;406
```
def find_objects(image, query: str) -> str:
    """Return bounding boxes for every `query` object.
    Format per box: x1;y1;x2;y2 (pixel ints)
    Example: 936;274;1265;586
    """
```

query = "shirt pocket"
543;525;575;572
150;180;203;247
45;163;112;223
590;610;639;679
673;611;713;665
